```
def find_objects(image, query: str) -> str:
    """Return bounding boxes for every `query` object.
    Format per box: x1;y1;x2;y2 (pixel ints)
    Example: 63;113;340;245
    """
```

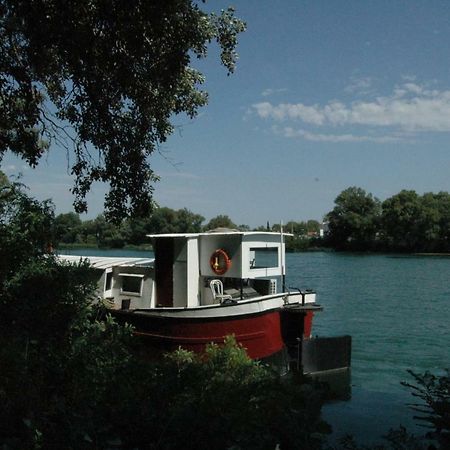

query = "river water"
286;252;450;444
62;248;450;444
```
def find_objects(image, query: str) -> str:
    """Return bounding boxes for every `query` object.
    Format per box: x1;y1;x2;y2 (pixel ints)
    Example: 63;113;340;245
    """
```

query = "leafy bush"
140;336;329;450
402;370;450;449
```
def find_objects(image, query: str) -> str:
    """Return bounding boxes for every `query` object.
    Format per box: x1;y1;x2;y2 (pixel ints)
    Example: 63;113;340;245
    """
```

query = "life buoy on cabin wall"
210;249;232;275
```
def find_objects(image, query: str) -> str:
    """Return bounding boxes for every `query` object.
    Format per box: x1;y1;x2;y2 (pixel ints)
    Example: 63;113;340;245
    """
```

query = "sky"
4;0;450;227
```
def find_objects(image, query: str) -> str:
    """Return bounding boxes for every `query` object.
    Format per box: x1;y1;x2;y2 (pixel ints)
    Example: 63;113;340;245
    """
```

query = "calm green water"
286;252;450;443
63;248;450;443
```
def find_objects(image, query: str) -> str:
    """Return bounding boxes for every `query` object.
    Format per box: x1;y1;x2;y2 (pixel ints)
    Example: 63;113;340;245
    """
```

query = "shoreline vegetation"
54;186;450;254
325;186;450;253
53;209;324;252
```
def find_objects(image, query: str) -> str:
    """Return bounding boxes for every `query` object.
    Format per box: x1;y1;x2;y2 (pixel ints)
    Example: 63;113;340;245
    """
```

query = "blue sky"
4;0;450;227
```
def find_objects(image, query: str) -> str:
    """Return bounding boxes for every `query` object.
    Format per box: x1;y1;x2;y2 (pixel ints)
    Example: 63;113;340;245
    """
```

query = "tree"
77;217;99;245
122;217;148;246
381;190;450;252
421;192;450;252
0;179;55;281
307;219;320;233
0;0;245;220
93;214;126;248
54;212;82;244
326;186;381;250
237;223;251;231
286;220;308;236
0;170;9;186
174;208;205;233
381;190;426;251
204;214;237;231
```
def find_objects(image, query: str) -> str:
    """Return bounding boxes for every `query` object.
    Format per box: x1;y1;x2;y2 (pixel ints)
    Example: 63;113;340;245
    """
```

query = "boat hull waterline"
111;294;318;359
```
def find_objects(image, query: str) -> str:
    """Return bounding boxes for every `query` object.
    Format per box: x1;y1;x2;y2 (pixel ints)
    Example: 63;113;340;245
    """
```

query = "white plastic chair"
210;279;233;304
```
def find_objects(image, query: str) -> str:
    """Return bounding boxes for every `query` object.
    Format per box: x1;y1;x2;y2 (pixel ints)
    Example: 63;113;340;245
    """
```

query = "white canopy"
58;255;154;270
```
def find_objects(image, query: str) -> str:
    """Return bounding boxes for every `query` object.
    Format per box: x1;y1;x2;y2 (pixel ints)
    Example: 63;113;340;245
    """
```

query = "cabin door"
154;237;174;307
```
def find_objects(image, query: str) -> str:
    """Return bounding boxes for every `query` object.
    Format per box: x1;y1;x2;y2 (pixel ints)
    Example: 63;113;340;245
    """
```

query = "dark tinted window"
122;276;142;294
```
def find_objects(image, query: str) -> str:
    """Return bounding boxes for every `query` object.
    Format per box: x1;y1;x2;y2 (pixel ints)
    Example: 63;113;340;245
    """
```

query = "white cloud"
253;102;325;125
252;82;450;133
261;88;287;97
344;76;374;95
279;127;403;143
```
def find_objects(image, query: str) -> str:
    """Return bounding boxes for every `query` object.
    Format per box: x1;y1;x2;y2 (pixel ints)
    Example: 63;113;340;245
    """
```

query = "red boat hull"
113;308;315;360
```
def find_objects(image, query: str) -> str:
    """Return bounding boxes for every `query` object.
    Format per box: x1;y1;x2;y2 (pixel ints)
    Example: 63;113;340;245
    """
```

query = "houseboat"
60;230;350;372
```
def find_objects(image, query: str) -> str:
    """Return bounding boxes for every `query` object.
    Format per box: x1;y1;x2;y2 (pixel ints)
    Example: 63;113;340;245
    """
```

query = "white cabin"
148;230;288;308
60;231;292;311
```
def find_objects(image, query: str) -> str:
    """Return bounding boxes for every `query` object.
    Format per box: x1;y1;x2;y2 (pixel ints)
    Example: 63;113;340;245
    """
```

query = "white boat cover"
58;254;154;270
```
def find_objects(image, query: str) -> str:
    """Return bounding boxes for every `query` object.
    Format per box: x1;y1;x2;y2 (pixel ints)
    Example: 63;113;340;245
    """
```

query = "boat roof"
146;230;293;238
58;255;154;270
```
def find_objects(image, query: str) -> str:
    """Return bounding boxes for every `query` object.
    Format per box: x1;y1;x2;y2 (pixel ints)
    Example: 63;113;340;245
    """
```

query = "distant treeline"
324;187;450;252
54;209;322;251
56;186;450;253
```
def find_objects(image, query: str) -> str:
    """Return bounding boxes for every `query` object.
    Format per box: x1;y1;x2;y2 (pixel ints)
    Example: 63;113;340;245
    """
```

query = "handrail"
287;286;315;306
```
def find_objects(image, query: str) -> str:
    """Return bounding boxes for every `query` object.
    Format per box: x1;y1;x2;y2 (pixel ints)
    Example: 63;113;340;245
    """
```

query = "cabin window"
120;274;144;295
249;247;279;269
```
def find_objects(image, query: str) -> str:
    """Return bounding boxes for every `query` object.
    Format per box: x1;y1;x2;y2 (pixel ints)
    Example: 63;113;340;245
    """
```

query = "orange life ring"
210;249;232;275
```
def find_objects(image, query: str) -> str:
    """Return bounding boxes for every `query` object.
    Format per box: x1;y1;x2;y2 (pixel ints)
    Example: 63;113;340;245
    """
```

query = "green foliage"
381;191;450;252
0;180;101;447
204;214;237;230
284;220;319;236
280;220;322;252
146;206;205;234
54;212;82;244
55;206;206;248
146;336;329;450
286;235;321;252
93;214;127;248
54;207;326;250
381;190;425;251
324;186;450;253
326;187;381;251
0;170;9;186
0;181;55;282
1;257;97;341
401;370;450;449
0;0;245;220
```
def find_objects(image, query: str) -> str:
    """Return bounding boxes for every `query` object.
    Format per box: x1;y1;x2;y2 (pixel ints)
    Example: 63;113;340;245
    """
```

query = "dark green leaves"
0;1;245;220
326;186;381;250
325;187;450;252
